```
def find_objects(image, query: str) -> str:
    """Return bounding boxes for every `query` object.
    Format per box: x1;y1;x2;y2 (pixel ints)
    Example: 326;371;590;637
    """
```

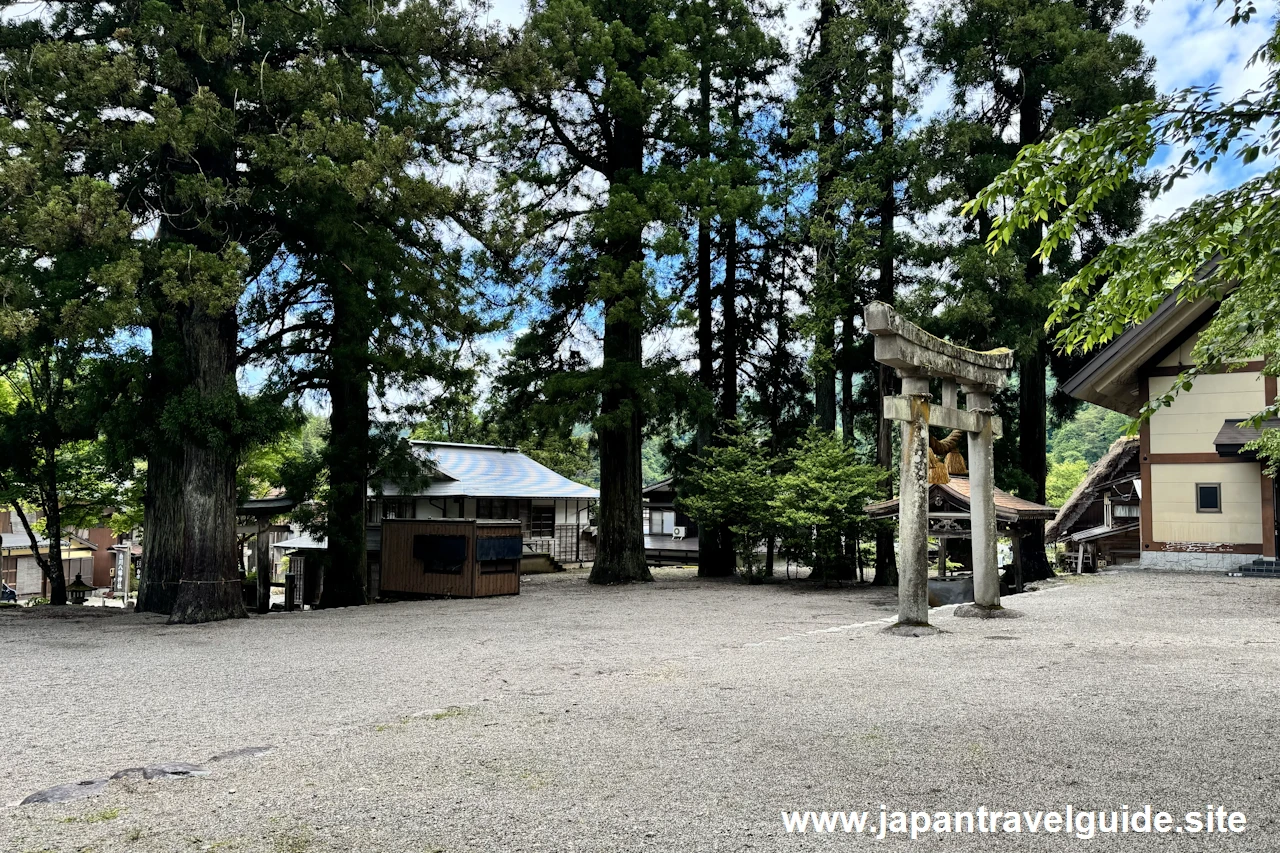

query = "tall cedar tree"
493;0;697;584
792;0;920;585
3;0;481;620
924;0;1154;581
239;0;488;608
676;0;785;576
0;0;269;621
848;0;919;587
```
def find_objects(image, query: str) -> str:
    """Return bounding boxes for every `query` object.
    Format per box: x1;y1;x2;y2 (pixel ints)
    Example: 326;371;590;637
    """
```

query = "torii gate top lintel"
864;301;1014;390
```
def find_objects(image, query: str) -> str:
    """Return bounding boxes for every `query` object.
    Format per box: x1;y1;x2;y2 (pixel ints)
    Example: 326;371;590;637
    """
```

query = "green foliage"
971;0;1280;465
775;428;884;575
923;0;1155;499
681;426;884;581
1045;458;1090;507
0;111;140;600
1048;404;1130;465
679;427;778;581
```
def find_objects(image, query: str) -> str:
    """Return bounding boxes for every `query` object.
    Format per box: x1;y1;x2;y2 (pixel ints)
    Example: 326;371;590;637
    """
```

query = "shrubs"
681;425;887;582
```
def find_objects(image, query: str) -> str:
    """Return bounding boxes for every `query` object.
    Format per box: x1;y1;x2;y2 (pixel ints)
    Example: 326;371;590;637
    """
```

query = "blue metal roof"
411;442;598;500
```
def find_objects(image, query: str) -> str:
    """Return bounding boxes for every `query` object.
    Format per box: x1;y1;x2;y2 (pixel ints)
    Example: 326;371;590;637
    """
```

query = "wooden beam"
883;396;1003;438
236;524;292;536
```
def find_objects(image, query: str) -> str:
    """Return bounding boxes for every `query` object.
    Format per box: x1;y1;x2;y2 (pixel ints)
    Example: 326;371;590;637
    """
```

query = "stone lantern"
66;573;95;606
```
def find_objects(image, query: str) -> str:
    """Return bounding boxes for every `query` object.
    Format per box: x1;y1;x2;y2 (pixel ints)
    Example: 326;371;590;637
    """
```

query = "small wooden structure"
865;476;1059;592
380;518;522;598
1046;437;1142;571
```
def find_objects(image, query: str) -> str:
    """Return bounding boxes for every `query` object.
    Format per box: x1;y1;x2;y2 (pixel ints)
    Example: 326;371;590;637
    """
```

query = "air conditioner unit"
672;526;686;541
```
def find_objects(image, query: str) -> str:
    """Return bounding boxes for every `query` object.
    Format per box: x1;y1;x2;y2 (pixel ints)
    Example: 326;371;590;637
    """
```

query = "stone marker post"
898;374;932;626
964;386;999;609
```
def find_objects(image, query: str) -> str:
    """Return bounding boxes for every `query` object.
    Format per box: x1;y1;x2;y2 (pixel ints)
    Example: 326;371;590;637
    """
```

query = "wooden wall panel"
382;519;521;598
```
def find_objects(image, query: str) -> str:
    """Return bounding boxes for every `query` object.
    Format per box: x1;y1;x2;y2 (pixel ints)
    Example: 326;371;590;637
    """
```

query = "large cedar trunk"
871;34;900;588
168;304;246;624
1018;343;1053;582
701;205;742;578
589;123;651;585
137;314;185;614
138;442;184;613
1016;71;1053;583
693;55;731;579
321;274;371;607
873;366;899;586
812;0;839;434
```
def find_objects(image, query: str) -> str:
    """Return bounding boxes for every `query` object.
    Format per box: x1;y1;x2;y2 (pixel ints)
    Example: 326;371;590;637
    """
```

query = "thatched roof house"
1045;436;1141;569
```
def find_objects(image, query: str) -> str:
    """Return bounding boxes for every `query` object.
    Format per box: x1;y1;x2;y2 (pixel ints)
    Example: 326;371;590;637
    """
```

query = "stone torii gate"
864;302;1017;633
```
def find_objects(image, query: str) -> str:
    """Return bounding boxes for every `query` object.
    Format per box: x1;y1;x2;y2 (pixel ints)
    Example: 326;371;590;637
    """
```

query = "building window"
531;505;555;538
476;498;514;520
382;499;415;520
368;499;416;522
1196;483;1222;513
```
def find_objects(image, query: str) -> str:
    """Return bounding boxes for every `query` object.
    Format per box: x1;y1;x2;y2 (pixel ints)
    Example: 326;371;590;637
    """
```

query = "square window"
1196;483;1222;513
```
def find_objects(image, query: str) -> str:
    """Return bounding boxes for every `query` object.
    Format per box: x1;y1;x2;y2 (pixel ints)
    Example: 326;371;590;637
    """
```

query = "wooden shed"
379;518;522;598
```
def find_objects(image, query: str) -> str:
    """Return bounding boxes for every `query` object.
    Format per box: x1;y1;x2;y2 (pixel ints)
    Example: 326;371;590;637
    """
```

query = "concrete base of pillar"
884;622;942;637
954;604;1023;619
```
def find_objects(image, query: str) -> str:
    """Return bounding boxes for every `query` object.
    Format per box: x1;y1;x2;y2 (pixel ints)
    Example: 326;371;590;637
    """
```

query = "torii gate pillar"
864;302;1018;632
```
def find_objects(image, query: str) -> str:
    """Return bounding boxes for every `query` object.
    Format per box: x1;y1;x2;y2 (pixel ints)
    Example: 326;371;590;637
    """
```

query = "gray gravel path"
2;568;1278;851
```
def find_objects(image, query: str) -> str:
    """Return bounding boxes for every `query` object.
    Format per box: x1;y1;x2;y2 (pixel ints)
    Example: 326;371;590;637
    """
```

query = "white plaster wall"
1156;331;1200;368
1149;462;1262;544
1148;371;1266;454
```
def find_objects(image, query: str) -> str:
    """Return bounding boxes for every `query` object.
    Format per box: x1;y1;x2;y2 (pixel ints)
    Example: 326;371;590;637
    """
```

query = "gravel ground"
2;568;1279;852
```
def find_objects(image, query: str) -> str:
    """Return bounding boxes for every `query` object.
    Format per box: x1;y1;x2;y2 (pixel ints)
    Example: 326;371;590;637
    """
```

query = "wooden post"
284;571;295;612
937;537;948;577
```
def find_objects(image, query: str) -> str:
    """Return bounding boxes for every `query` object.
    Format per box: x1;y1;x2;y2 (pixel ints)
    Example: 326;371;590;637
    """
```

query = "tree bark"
589;119;651;585
321;271;372;607
871;26;900;588
693;53;731;578
168;303;246;624
873;364;899;587
1016;69;1053;583
812;0;839;434
13;498;66;605
137;312;185;614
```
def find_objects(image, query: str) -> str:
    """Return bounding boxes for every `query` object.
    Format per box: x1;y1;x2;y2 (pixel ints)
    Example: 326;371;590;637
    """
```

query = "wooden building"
1062;292;1279;572
865;475;1058;590
368;442;598;567
380;519;522;598
642;478;700;566
1046;437;1142;571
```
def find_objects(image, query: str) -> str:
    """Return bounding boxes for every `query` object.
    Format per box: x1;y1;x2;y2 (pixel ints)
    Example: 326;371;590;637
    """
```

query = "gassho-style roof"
1045;436;1140;543
865;476;1057;523
398;441;598;500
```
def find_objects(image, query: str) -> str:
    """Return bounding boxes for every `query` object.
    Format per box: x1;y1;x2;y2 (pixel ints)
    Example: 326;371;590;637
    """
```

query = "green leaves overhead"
973;3;1280;445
